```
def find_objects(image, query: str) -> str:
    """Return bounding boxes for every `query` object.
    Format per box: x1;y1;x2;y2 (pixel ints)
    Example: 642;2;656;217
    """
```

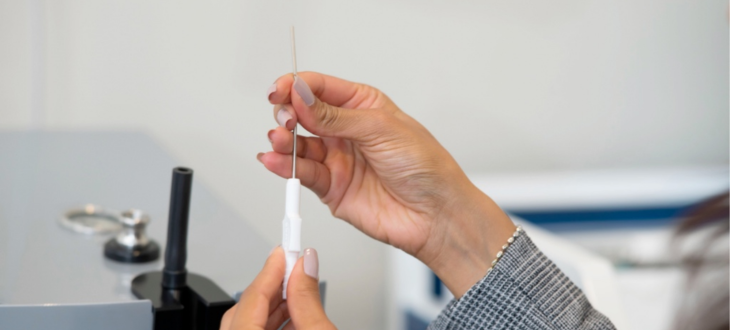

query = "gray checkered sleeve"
428;232;616;330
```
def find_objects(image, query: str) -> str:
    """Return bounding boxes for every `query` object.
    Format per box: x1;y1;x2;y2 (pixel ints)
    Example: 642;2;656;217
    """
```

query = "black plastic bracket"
132;271;234;330
131;167;235;330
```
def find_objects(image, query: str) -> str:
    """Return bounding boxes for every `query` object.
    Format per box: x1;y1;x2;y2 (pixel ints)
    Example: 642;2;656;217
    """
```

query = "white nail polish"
303;248;319;279
293;77;315;106
276;109;292;128
267;83;277;99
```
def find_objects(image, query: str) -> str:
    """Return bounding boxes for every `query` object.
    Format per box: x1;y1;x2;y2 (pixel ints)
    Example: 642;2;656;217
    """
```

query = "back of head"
673;192;729;330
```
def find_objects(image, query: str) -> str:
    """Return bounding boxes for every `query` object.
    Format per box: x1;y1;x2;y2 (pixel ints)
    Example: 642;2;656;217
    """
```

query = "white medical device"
282;26;302;299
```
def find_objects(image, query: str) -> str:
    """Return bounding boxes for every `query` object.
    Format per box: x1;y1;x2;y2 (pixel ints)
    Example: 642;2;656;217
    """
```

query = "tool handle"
282;178;302;299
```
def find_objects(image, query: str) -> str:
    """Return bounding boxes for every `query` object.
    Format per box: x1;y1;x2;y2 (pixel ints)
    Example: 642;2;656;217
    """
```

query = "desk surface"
0;131;270;304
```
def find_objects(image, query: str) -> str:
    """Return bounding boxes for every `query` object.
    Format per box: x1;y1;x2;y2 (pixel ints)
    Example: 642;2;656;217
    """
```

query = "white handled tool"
282;26;301;299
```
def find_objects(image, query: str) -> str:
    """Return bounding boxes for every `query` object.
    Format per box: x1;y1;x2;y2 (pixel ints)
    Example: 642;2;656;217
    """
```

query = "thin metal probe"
292;125;297;179
290;26;298;76
290;26;298;179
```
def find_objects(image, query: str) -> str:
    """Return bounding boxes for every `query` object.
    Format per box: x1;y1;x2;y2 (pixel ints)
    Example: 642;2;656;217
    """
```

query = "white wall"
1;1;727;329
0;0;33;127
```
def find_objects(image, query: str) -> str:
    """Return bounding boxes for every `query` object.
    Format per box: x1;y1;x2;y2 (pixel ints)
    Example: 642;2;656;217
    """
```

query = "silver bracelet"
486;225;523;275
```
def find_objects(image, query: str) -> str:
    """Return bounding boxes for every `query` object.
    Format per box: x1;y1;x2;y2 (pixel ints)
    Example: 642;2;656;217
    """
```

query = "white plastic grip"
282;178;301;299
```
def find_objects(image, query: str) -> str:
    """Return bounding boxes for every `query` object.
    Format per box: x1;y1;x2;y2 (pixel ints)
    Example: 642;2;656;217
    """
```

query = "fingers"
286;248;336;330
229;247;286;329
268;72;392;142
291;77;387;142
267;285;285;317
268;72;363;108
267;126;327;163
273;104;298;131
269;72;364;134
258;152;331;198
264;301;290;330
219;304;235;330
281;322;295;330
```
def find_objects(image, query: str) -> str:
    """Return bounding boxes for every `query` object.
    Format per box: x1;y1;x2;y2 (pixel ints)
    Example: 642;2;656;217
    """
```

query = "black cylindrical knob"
162;167;193;289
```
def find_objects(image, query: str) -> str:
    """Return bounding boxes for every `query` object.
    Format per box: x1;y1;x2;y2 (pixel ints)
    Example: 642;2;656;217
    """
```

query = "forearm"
421;184;516;298
428;231;616;330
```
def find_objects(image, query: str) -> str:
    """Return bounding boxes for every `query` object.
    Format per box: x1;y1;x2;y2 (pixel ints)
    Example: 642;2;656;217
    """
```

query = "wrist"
421;184;515;298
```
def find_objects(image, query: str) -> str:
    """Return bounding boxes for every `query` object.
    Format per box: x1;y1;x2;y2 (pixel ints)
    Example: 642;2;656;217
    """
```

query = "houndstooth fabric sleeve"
428;231;616;330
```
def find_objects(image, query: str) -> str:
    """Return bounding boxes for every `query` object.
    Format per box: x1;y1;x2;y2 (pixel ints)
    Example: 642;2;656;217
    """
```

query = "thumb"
291;76;389;143
286;248;336;330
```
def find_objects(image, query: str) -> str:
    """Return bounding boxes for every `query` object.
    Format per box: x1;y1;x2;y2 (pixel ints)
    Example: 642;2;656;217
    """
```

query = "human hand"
261;72;515;297
220;247;335;330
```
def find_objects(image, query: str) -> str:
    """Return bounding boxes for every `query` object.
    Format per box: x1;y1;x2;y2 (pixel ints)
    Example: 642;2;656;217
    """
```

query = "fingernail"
276;109;292;128
267;130;274;143
293;76;315;106
256;152;264;163
267;83;277;100
303;248;319;279
269;245;280;256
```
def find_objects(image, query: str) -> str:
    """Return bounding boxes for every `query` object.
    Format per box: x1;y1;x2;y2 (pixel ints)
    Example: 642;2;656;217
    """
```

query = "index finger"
231;247;286;329
268;72;362;108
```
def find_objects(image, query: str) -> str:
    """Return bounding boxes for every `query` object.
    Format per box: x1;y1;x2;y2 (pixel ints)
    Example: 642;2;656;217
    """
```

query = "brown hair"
673;192;729;330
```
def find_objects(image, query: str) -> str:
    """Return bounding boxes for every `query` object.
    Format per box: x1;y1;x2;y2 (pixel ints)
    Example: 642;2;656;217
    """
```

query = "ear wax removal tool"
282;25;302;299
